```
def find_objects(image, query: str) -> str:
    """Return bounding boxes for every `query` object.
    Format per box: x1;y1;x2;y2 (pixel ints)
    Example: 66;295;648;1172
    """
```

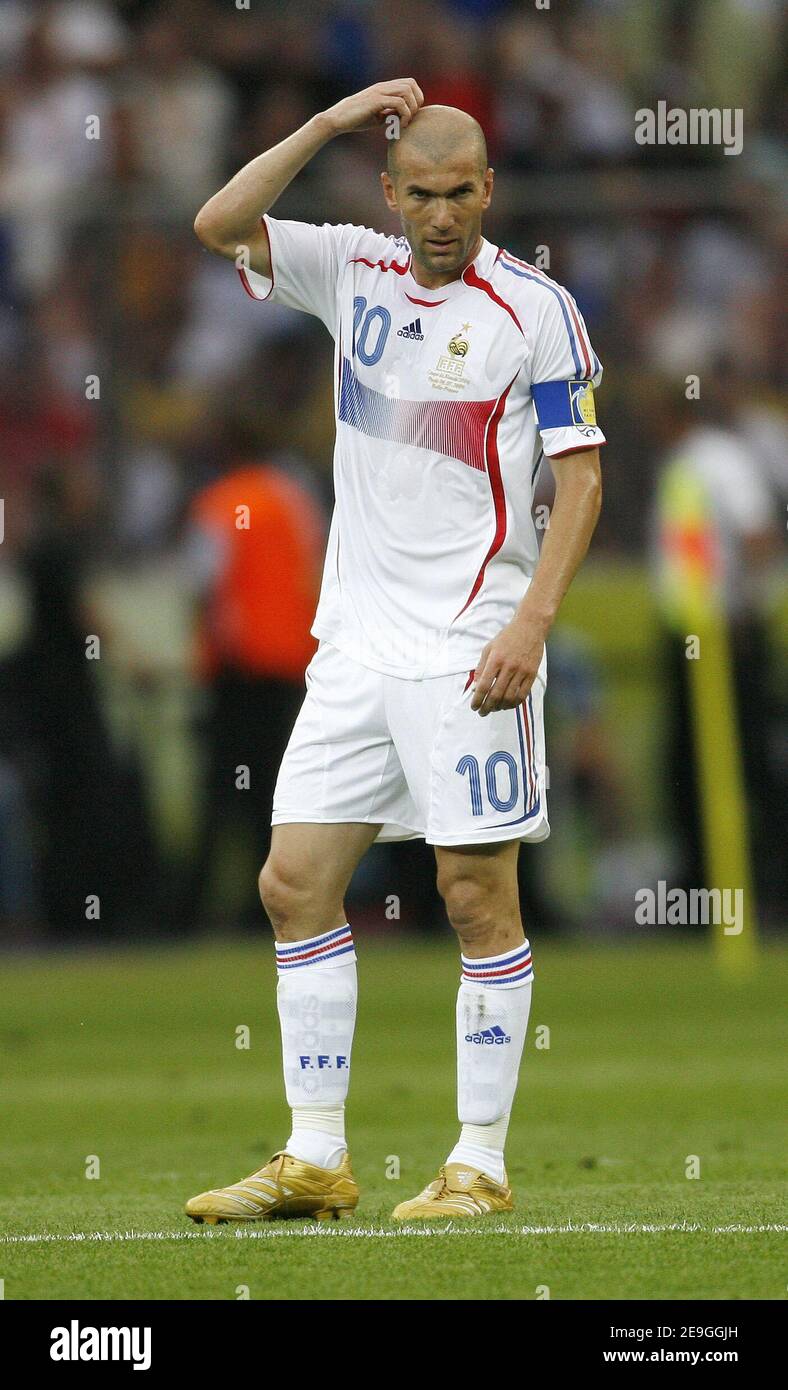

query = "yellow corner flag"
656;457;756;972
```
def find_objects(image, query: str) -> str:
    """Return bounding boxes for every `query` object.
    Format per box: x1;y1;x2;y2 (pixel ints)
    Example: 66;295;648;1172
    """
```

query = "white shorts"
272;641;550;847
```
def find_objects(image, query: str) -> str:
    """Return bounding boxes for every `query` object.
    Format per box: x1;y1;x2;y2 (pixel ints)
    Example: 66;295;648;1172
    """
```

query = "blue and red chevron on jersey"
339;357;499;472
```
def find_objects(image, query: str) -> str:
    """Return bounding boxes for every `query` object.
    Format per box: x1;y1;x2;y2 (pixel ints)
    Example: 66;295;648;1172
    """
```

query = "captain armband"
531;379;597;430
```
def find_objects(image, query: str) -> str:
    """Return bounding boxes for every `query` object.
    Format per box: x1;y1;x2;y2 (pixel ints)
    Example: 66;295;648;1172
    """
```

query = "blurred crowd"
0;0;785;939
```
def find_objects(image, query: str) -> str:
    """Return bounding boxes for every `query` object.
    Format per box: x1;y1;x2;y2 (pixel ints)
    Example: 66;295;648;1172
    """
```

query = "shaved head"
387;104;488;180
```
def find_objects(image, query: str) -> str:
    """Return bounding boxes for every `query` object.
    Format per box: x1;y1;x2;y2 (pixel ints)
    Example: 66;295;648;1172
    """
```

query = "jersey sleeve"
527;282;607;458
237;215;362;338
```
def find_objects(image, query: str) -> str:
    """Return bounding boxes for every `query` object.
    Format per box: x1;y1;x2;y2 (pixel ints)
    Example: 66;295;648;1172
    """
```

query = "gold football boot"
391;1163;513;1221
185;1151;358;1224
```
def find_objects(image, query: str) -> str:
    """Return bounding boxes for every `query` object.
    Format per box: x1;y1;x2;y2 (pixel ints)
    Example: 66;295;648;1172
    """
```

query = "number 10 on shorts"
457;751;520;815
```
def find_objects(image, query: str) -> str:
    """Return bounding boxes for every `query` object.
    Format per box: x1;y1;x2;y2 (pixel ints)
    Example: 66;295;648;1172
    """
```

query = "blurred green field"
0;938;785;1300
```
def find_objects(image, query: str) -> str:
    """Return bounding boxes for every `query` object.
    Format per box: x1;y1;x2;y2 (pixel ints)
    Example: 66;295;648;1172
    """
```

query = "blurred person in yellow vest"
649;376;783;919
183;441;326;929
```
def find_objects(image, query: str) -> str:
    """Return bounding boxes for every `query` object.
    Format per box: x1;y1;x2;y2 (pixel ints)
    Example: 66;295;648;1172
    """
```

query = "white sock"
448;942;534;1183
275;925;357;1171
287;1103;347;1171
447;1115;511;1185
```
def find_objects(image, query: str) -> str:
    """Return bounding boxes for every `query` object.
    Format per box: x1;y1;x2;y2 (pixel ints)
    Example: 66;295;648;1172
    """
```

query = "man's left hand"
470;617;545;715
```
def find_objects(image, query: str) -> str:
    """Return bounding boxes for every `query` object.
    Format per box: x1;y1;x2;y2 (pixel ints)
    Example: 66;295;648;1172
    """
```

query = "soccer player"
186;79;605;1222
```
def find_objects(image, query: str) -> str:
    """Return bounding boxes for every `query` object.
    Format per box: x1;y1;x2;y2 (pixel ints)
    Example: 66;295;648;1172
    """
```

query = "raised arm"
193;78;424;272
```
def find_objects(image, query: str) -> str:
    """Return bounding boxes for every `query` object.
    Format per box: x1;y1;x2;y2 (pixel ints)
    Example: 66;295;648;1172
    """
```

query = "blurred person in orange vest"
183;438;326;929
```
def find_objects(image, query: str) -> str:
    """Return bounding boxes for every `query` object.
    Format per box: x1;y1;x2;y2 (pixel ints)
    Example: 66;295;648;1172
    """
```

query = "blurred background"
0;0;785;948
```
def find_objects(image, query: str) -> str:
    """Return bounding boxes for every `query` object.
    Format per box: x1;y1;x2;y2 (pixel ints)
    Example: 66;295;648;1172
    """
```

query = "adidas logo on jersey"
397;317;425;340
465;1026;511;1045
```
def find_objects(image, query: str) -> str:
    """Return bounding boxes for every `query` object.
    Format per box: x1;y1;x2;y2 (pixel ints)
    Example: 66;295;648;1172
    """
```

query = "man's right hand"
194;79;424;274
320;79;424;136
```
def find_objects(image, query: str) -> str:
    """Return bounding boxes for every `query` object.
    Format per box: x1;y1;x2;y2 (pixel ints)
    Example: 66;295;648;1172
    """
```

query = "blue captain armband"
532;379;597;429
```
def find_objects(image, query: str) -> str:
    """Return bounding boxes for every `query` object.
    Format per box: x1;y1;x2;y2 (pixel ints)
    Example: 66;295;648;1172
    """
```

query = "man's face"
381;147;493;285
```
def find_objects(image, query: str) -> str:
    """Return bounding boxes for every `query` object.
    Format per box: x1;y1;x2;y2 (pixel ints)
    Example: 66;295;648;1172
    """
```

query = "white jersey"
239;217;606;678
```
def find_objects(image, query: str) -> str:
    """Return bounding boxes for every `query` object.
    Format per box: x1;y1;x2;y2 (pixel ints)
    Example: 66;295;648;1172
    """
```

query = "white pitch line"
0;1222;785;1244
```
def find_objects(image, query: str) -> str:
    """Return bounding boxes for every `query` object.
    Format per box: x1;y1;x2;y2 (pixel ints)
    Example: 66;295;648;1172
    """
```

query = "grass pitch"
1;937;784;1300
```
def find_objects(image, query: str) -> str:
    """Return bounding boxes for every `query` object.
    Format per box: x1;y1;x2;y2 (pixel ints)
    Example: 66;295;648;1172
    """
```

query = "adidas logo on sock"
397;317;425;340
464;1025;512;1045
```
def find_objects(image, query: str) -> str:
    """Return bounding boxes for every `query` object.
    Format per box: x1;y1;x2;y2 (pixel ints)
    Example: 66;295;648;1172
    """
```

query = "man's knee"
258;851;348;940
437;867;497;940
258;855;310;930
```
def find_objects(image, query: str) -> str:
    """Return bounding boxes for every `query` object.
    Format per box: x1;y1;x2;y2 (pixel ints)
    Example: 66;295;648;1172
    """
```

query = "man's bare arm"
471;448;602;714
193;78;424;272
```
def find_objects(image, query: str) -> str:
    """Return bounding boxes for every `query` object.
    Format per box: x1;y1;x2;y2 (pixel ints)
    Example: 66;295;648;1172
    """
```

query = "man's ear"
482;167;494;209
380;171;398;211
